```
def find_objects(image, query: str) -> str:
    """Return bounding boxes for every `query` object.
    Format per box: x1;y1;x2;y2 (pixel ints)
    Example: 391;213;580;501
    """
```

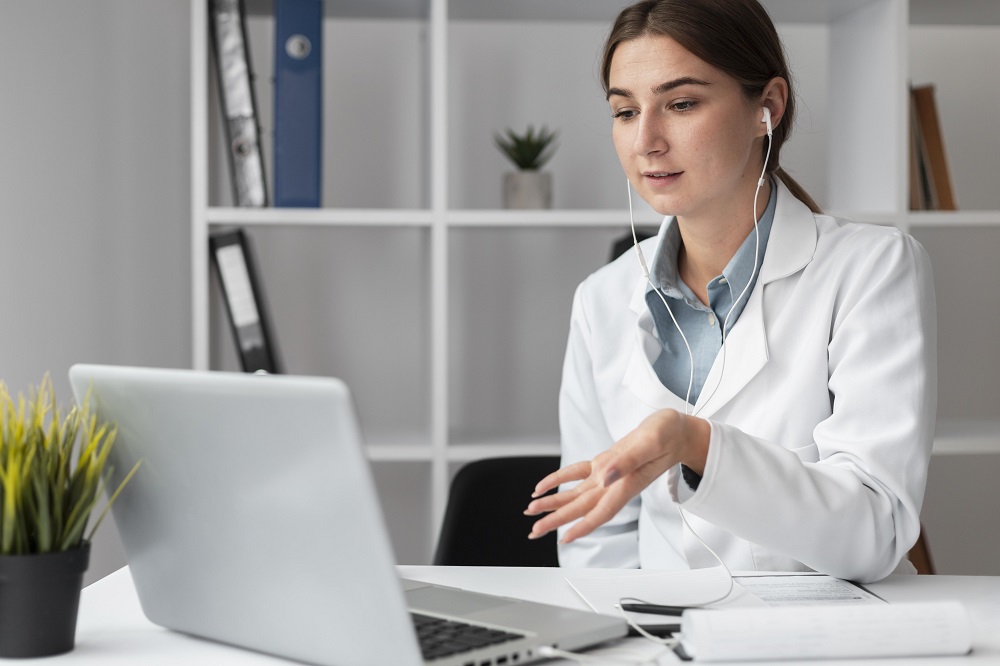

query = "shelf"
367;442;562;463
368;444;435;461
450;0;880;24
205;207;664;229
760;0;889;24
933;419;1000;455
910;0;1000;26
446;209;660;228
244;0;429;20
241;0;1000;26
193;0;1000;567
201;207;1000;230
206;207;433;227
449;1;618;22
448;441;561;462
907;211;1000;228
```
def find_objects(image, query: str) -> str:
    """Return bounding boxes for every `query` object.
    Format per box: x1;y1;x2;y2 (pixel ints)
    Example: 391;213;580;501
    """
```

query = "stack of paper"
679;601;971;662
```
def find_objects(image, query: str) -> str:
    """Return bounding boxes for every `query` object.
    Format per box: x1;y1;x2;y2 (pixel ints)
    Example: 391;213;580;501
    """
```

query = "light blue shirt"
644;183;777;404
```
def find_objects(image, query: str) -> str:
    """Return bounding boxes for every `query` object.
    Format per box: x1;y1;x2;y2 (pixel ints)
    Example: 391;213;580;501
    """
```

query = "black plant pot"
0;543;91;658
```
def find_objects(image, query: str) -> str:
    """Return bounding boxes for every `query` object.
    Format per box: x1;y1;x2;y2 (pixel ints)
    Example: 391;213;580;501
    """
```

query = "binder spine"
209;0;268;208
274;0;323;208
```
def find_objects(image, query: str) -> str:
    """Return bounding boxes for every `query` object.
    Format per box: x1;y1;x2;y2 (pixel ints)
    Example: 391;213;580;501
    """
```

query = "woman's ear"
760;76;789;134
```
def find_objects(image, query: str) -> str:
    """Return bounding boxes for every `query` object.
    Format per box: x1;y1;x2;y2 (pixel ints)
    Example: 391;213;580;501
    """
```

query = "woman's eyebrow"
606;76;711;101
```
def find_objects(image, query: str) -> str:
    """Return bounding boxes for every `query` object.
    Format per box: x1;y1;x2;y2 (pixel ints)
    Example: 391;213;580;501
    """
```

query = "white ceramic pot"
503;171;552;209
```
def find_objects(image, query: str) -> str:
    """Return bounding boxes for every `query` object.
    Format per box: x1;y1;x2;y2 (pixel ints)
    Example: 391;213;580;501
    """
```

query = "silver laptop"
69;364;625;666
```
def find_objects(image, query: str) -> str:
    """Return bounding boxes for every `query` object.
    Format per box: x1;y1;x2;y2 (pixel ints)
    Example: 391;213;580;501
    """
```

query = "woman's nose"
634;113;668;155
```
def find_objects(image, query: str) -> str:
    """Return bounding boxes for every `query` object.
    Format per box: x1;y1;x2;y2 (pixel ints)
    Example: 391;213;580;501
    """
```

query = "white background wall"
1;2;998;583
0;1;191;584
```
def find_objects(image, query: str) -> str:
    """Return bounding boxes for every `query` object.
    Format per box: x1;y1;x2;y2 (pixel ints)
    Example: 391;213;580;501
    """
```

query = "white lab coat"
558;180;937;583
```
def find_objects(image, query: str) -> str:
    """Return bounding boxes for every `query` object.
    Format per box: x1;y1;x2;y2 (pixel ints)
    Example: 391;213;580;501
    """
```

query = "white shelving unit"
191;0;1000;564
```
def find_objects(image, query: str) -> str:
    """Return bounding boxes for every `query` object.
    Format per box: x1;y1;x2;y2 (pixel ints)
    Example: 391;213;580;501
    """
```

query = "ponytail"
775;167;822;214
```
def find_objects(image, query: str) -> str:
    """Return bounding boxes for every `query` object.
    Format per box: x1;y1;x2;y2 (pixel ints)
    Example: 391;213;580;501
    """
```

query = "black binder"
209;229;282;373
209;0;268;207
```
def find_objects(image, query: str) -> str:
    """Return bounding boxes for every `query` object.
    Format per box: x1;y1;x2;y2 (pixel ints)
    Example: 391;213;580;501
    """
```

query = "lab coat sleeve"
680;231;937;583
557;281;641;568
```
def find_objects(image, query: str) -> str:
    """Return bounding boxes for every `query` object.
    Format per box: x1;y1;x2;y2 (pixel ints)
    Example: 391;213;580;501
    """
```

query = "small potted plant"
0;375;139;658
494;124;558;209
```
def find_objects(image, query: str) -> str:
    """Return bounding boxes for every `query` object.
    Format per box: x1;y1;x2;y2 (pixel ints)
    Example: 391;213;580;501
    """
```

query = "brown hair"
602;0;822;213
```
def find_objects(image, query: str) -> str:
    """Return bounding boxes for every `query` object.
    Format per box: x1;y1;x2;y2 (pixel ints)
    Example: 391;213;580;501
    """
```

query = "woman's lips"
643;170;682;187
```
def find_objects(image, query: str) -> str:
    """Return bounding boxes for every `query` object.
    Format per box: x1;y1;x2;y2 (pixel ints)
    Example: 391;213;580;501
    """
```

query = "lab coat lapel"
621;276;692;412
620;181;816;419
694;180;817;418
693;285;767;418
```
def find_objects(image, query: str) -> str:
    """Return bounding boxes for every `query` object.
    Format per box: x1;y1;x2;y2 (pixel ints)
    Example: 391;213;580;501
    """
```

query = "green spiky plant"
493;125;558;171
0;375;140;556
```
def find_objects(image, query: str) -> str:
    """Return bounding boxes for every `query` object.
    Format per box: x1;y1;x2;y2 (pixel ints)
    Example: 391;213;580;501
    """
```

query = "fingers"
523;446;644;540
531;460;591;498
560;482;634;543
527;481;602;540
527;477;634;544
523;409;702;546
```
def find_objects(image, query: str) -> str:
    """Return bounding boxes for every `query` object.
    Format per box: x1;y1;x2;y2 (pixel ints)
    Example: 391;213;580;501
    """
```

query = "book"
911;84;957;210
908;89;928;210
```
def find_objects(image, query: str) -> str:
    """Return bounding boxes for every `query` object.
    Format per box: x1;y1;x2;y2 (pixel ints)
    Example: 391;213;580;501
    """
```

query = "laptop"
69;364;626;666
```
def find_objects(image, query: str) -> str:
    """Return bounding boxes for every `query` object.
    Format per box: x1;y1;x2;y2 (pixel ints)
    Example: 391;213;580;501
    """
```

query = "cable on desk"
537;644;669;665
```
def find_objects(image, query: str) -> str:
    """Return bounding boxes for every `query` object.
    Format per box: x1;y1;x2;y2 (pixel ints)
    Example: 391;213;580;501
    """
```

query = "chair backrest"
434;456;561;567
909;525;936;574
609;228;656;263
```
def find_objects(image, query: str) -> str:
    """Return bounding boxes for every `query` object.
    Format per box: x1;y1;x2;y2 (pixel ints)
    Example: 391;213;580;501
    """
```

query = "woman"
524;0;936;583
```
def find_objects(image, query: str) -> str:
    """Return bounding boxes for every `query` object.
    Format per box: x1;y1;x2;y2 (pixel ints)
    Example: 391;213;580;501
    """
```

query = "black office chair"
609;227;657;263
433;456;561;567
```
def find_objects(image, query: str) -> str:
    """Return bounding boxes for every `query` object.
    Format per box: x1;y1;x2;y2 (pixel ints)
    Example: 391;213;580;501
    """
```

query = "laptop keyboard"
412;612;525;661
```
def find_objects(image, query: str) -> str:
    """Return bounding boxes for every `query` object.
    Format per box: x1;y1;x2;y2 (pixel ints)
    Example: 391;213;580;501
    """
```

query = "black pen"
628;623;680;638
619;603;690;616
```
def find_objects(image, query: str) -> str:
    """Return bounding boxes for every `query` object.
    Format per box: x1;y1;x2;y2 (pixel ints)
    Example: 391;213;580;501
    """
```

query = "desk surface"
10;566;999;665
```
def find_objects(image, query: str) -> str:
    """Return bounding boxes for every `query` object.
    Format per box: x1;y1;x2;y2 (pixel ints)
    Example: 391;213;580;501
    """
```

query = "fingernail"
604;469;621;486
527;531;541;540
530;487;542;498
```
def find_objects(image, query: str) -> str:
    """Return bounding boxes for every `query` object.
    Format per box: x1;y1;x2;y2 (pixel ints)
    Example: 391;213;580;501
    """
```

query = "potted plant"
0;375;138;658
494;125;558;209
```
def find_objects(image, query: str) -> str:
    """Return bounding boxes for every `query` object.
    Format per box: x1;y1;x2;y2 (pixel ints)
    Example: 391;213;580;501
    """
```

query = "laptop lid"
70;364;422;665
69;365;626;666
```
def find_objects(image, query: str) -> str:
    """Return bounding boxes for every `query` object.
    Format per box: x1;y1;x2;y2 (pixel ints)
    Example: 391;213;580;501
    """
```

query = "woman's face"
608;34;765;220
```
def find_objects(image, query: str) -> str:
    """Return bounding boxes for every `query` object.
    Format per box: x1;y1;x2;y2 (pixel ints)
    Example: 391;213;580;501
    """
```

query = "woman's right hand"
524;409;709;544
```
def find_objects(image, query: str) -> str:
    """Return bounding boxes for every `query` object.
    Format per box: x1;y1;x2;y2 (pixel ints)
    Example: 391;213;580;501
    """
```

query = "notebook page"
734;575;884;606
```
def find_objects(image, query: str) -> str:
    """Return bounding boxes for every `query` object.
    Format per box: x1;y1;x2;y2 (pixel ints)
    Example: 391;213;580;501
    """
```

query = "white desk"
11;566;999;665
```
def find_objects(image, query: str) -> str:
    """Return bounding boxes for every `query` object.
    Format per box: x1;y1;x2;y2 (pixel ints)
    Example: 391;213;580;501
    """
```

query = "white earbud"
761;107;772;137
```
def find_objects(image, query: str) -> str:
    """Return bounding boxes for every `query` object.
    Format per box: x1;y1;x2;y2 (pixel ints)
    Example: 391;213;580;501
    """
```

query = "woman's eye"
671;100;697;111
613;109;636;120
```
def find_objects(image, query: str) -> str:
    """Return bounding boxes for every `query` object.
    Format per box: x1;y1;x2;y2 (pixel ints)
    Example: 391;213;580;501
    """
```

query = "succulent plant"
494;125;558;171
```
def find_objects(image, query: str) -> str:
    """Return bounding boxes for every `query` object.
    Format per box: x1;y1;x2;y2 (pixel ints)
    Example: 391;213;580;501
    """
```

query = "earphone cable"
693;131;772;417
628;179;696;410
623;128;773;603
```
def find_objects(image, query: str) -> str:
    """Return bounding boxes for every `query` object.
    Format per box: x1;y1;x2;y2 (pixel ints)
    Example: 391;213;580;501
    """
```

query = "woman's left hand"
524;409;710;544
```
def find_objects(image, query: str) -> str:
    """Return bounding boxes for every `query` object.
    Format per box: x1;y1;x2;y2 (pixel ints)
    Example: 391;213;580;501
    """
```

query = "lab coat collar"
623;179;817;416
